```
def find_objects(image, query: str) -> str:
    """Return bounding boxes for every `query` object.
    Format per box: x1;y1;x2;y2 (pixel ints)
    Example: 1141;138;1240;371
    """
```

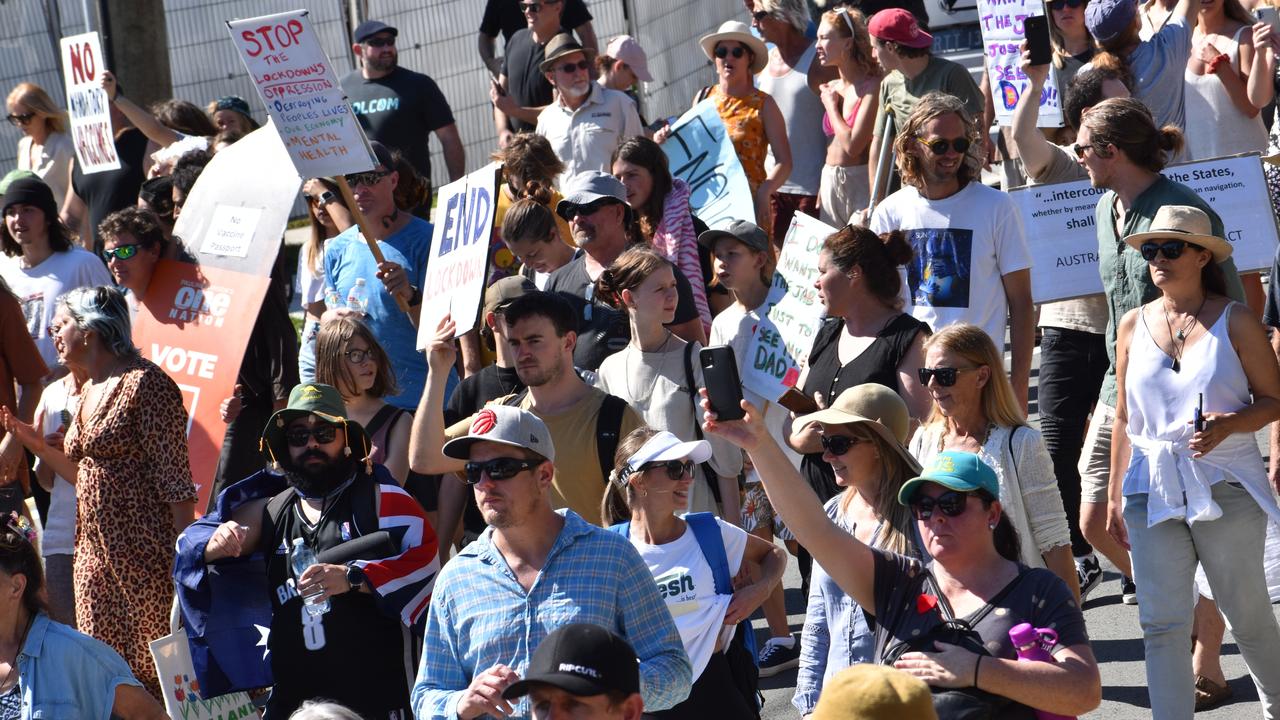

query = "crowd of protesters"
6;0;1280;717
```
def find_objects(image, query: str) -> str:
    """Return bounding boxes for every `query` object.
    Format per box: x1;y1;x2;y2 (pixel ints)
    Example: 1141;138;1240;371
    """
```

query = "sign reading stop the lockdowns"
59;32;120;174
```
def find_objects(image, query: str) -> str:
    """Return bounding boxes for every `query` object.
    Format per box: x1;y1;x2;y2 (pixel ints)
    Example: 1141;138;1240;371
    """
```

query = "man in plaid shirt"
410;405;691;719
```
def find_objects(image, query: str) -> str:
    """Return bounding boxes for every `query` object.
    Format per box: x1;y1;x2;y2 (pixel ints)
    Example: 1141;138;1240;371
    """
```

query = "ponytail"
601;427;662;526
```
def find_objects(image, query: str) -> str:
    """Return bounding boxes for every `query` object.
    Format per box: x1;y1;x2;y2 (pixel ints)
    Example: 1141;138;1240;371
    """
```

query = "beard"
282;450;356;498
366;54;396;74
559;80;591;100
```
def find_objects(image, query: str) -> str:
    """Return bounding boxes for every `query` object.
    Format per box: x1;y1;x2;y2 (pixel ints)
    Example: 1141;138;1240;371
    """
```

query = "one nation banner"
59;31;120;173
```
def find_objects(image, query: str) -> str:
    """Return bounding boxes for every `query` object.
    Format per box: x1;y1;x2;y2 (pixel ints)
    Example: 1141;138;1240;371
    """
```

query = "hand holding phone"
1194;393;1205;433
1024;15;1053;66
700;346;745;422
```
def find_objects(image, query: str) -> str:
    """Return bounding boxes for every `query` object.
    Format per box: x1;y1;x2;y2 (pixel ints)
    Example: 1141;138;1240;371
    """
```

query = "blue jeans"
1125;482;1280;719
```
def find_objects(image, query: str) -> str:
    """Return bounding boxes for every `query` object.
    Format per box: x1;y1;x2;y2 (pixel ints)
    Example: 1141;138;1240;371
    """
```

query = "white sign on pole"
977;1;1063;127
417;163;501;347
227;10;375;178
741;213;835;402
662;99;755;230
59;32;120;174
1014;153;1279;303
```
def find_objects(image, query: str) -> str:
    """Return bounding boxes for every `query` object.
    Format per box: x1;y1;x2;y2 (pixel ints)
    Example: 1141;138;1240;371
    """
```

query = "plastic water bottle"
345;279;369;314
323;286;342;310
290;538;330;616
1009;623;1074;720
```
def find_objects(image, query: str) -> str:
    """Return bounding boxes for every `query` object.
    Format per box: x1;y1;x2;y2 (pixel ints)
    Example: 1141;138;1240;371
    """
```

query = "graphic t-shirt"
0;248;112;371
342;67;455;185
870;182;1030;346
630;517;748;680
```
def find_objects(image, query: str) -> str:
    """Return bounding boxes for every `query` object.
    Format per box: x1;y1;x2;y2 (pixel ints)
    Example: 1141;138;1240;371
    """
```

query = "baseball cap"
868;9;933;49
556;171;633;223
354;20;398;44
615;431;711;485
1086;0;1138;43
213;96;252;118
368;140;394;170
697;219;770;252
897;450;1000;506
811;664;937;720
484;276;538;318
605;35;653;83
503;624;640;700
442;405;556;462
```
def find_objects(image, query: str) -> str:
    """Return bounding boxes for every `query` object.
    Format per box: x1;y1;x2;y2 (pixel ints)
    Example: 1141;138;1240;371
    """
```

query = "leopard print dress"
65;357;197;699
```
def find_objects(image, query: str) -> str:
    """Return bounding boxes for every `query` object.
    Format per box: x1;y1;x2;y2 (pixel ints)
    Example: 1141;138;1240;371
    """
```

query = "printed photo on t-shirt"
907;228;973;309
18;292;43;339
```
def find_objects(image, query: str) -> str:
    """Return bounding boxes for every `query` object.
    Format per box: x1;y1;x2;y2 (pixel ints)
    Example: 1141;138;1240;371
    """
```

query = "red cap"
868;9;933;49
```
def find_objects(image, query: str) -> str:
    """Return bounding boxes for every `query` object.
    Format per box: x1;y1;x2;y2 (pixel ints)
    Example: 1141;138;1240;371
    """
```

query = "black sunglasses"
345;169;390;188
363;36;395;48
562;200;616;221
909;490;971;521
1048;0;1085;9
285;424;339;447
1139;239;1202;261
918;137;972;156
715;46;747;60
752;10;771;21
640;459;695;481
519;0;561;12
917;366;976;387
5;113;34;126
464;457;543;484
820;434;869;456
556;59;591;74
1071;142;1103;159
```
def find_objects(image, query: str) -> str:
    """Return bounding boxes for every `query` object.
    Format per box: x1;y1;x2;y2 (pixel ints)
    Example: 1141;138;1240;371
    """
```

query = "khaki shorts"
1078;401;1116;504
741;483;793;542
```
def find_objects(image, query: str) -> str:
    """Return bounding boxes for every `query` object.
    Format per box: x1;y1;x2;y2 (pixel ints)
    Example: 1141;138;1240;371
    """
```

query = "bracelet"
1208;53;1231;74
973;655;983;687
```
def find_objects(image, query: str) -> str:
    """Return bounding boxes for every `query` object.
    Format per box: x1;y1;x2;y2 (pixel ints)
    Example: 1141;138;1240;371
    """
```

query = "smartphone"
1194;393;1205;433
1025;15;1053;66
699;346;746;422
778;387;819;415
1257;6;1280;34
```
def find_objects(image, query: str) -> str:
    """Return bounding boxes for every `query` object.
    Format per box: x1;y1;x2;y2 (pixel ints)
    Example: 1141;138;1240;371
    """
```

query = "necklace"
1161;295;1208;373
939;421;996;452
0;615;33;696
625;330;674;401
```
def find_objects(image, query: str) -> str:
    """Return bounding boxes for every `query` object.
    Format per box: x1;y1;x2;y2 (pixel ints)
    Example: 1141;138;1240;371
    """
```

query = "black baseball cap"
503;624;640;700
354;20;397;43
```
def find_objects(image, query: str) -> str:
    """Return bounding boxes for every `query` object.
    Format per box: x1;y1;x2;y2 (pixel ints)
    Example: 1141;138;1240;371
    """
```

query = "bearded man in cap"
175;383;439;719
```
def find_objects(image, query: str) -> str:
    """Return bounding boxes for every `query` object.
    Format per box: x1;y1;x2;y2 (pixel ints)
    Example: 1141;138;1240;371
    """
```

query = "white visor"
620;431;712;483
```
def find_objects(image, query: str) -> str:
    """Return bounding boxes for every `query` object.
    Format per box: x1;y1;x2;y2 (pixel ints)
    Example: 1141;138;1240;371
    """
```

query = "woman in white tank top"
1182;0;1274;161
1108;205;1280;719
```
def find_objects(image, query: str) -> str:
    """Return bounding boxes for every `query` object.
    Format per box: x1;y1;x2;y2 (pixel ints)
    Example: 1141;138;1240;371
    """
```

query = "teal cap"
897;451;1000;506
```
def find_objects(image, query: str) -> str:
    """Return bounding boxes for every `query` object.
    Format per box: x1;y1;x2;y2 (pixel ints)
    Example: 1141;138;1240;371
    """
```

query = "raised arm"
101;72;180;147
409;315;468;475
1010;45;1057;180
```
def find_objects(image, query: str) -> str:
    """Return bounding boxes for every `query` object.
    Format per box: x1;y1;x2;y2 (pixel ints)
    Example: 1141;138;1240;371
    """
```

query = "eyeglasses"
1048;0;1085;10
285;424;340;447
917;137;972;156
5;113;34;127
820;434;869;456
640;459;695;481
345;169;390;188
909;490;971;521
463;457;543;484
752;10;771;21
344;348;372;364
101;244;141;262
1071;142;1102;159
917;366;977;387
307;190;338;206
562;200;615;221
556;59;591;74
363;36;395;48
715;46;747;60
1139;239;1202;261
519;0;561;12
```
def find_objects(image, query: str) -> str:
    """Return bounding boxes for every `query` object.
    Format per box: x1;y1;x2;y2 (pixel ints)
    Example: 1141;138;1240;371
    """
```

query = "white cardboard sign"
59;32;120;174
977;0;1063;127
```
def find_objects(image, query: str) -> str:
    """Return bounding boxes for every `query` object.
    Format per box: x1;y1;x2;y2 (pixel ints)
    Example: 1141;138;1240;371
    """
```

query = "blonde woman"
6;83;73;212
1183;0;1277;160
814;8;881;226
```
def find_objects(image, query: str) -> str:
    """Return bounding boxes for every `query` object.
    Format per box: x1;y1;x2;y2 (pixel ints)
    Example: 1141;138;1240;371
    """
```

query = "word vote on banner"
59;32;120;173
977;0;1063;127
662;99;755;230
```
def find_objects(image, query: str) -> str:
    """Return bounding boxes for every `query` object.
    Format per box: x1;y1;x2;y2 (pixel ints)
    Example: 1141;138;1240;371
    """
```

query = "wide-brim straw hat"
794;384;921;475
1122;205;1232;263
699;21;769;74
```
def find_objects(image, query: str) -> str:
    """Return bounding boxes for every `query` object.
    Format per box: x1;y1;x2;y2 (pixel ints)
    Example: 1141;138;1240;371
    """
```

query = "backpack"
609;512;762;715
502;389;627;483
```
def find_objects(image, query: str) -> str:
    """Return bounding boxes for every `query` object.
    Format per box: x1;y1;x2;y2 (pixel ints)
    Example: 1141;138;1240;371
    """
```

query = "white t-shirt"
294;243;327;307
870;182;1031;347
0;248;112;371
33;375;78;557
630;516;749;681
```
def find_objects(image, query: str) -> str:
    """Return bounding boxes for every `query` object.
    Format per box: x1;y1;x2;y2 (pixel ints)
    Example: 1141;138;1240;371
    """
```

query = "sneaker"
1076;555;1103;601
757;637;800;677
1121;576;1138;605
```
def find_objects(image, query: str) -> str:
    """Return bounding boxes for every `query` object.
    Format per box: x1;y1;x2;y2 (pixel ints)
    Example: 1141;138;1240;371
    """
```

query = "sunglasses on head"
363;36;395;48
101;244;141;262
345;169;390;188
5;113;34;126
1139;239;1202;261
285;423;339;447
820;434;869;456
1048;0;1085;10
640;459;695;481
307;190;338;206
463;457;543;484
715;45;748;60
917;366;976;387
918;136;972;156
556;59;591;74
909;490;972;520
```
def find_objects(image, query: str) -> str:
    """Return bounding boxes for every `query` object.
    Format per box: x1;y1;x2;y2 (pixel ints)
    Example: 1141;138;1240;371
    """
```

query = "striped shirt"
411;510;692;719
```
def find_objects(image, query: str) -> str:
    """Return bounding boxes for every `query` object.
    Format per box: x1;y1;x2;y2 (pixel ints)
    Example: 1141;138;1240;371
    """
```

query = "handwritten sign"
227;10;375;177
1014;153;1279;302
977;0;1063;127
59;32;119;173
742;213;835;402
417;163;501;346
662;99;755;230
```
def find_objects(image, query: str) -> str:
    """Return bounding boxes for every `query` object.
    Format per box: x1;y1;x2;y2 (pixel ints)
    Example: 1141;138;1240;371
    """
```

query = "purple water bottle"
1009;623;1075;720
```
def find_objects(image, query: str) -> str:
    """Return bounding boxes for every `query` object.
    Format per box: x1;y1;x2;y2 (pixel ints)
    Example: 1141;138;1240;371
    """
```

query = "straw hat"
1122;205;1232;263
699;21;769;74
794;384;921;474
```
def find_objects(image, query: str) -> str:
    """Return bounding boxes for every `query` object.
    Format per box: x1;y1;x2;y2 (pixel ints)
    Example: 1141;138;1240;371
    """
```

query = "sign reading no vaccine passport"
742;213;835;402
59;32;120;173
976;0;1062;127
228;10;375;177
1014;153;1279;303
662;99;755;230
417;163;500;347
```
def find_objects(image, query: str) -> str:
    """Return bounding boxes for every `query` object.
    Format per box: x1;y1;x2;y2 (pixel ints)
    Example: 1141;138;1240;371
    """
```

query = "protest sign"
417;164;500;346
662;99;755;230
977;0;1063;127
1014;153;1279;303
59;32;119;173
741;213;835;402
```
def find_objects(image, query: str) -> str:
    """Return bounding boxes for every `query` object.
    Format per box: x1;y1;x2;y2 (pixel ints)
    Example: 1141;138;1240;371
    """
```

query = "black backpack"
501;390;628;482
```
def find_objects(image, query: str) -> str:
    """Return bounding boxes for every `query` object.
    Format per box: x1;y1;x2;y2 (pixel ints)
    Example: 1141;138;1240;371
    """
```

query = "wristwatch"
345;563;366;590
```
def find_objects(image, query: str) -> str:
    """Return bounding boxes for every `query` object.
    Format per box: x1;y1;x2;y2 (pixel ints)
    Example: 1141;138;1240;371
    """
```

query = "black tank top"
799;314;929;501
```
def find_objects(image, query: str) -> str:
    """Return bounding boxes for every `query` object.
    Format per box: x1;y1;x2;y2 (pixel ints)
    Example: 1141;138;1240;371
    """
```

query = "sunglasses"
917;137;972;156
1048;0;1085;9
5;113;34;126
556;59;591;74
345;169;390;188
519;0;561;12
285;424;340;447
715;46;748;60
307;190;338;206
101;244;141;262
1071;142;1102;159
752;10;771;21
463;457;543;484
363;36;395;48
909;490;971;521
820;434;869;456
917;366;977;387
640;459;695;481
1139;239;1203;261
344;349;373;364
562;200;616;221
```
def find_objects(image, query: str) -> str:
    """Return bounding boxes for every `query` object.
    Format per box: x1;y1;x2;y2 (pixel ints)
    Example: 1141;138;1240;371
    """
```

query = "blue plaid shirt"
411;510;691;719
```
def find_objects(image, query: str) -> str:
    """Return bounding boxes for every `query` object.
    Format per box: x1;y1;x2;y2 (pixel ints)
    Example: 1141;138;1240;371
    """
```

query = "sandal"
1194;675;1233;711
